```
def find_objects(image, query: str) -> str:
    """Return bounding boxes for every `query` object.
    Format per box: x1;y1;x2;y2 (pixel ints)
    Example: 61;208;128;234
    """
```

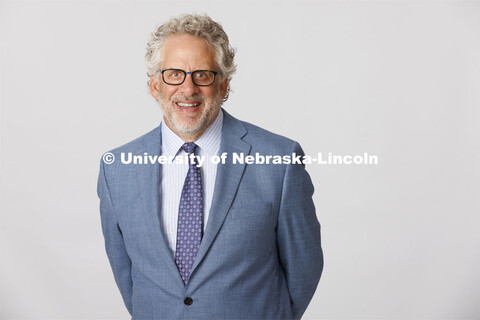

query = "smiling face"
149;34;228;142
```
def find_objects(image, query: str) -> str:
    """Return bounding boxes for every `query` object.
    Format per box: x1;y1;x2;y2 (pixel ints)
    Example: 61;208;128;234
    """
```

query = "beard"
158;88;223;137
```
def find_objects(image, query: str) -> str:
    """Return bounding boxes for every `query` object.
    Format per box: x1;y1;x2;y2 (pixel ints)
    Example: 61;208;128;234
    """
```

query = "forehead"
161;34;216;69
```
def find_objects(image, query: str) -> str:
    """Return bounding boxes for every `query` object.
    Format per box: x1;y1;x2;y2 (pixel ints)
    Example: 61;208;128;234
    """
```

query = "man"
98;13;323;320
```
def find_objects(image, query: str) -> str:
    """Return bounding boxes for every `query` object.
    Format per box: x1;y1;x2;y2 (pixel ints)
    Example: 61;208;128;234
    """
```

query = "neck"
164;109;220;142
163;118;207;143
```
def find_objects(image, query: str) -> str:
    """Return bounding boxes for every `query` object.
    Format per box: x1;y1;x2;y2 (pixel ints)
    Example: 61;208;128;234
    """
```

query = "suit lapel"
138;126;185;287
190;110;251;276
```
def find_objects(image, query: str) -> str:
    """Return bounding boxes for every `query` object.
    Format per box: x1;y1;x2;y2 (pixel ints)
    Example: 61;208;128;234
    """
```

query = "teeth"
177;102;200;107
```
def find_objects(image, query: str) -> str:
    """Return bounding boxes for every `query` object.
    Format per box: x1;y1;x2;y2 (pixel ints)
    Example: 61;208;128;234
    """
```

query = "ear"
149;74;160;100
220;77;229;99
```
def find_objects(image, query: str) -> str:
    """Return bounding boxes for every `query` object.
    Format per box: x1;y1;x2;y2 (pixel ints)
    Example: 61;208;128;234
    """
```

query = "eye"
195;72;206;78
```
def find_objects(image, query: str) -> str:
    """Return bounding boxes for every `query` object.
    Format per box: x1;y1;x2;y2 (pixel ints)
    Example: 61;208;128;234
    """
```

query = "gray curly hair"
145;13;236;100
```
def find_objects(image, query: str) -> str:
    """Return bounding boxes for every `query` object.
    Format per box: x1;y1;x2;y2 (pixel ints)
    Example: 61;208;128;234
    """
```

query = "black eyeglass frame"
156;69;220;86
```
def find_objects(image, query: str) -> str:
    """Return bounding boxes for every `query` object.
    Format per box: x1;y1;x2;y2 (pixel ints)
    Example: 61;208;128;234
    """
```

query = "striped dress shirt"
160;110;223;257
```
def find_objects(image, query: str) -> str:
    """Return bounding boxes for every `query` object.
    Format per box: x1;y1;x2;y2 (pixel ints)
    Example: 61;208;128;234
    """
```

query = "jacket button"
184;297;193;306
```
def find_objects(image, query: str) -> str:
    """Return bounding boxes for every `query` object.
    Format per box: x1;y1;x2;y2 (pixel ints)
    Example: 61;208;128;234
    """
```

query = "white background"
1;1;479;319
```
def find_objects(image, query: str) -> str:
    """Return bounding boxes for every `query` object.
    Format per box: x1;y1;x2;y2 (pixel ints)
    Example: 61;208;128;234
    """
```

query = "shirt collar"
161;109;223;156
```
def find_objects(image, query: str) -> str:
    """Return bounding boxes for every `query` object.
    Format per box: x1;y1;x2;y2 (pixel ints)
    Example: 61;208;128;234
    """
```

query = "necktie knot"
181;142;197;155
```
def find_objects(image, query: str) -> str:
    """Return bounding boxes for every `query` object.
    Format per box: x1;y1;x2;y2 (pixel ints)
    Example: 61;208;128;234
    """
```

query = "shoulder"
98;125;161;176
224;110;298;155
242;120;294;147
103;125;161;156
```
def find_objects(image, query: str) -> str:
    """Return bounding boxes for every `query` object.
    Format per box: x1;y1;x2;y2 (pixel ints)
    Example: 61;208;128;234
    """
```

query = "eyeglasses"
156;69;219;86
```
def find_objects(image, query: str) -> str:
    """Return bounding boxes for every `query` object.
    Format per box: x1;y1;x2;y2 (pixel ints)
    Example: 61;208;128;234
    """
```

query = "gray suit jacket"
98;109;323;319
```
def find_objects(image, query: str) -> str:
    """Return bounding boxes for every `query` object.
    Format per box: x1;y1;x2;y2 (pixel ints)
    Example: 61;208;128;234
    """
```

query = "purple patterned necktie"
175;142;203;284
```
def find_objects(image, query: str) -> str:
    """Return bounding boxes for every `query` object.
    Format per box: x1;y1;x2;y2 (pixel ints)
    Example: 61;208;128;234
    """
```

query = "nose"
178;73;200;96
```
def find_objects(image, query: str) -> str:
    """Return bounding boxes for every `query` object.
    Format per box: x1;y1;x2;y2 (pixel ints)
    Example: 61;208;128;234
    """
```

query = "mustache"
170;94;206;102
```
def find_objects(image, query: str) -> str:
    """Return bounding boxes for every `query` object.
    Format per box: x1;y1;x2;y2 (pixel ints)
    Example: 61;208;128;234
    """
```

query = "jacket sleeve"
97;159;133;315
276;141;324;319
